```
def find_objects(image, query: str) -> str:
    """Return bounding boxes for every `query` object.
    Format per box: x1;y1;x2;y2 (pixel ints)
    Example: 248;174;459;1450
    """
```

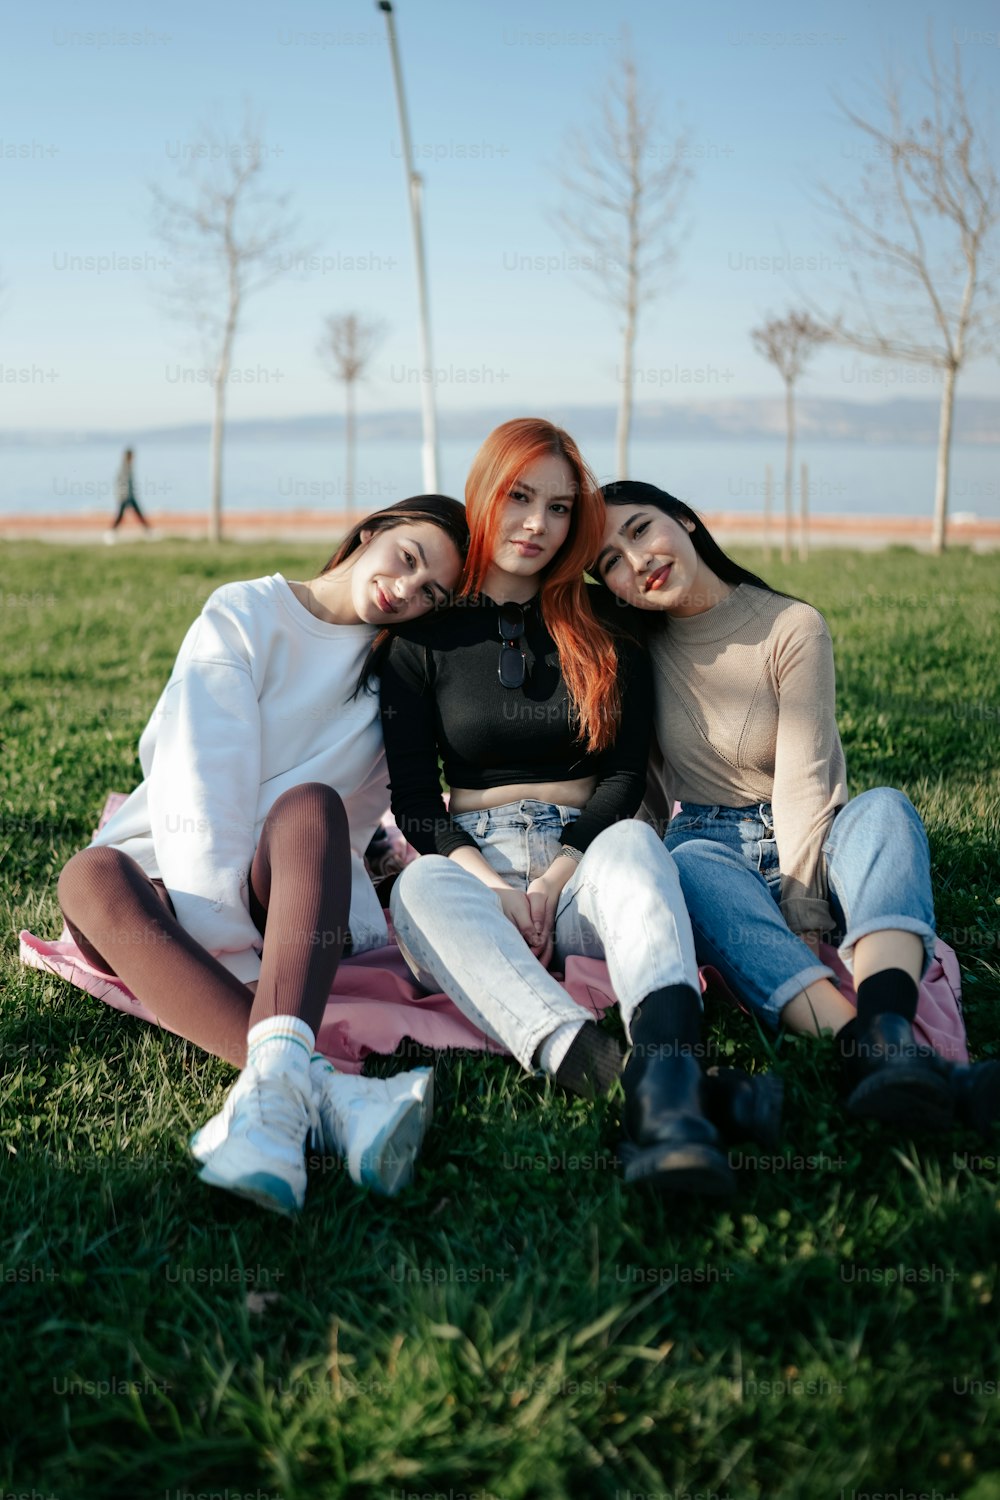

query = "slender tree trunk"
616;154;641;480
209;299;238;543
783;379;795;565
763;463;773;562
345;378;356;508
617;305;636;479
799;460;809;563
932;362;957;555
209;370;227;544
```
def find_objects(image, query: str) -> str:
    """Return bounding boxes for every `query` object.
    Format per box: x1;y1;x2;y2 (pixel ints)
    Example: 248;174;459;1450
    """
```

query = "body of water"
0;435;997;518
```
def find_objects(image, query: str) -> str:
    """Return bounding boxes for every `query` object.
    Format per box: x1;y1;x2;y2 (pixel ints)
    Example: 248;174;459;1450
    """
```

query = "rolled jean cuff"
770;963;838;1028
837;916;936;978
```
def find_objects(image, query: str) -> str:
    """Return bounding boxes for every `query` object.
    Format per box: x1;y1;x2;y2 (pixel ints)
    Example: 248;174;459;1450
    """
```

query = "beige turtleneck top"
643;582;848;935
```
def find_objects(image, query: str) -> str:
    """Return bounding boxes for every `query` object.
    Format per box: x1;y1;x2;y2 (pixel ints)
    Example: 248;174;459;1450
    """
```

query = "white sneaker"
191;1065;319;1216
312;1065;433;1196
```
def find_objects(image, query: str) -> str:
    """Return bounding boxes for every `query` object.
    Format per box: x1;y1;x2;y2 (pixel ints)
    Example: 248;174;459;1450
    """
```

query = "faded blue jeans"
664;786;937;1031
390;801;700;1071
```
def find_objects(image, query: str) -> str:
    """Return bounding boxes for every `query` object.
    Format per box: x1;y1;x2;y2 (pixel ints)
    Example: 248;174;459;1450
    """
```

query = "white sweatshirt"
92;573;390;982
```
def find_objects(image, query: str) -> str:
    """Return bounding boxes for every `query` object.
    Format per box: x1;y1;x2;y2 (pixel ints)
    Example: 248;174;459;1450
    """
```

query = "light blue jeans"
664;786;937;1031
390;801;700;1071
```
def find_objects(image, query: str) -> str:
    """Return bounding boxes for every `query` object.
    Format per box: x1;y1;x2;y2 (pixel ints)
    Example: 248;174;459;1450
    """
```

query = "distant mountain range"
1;397;997;446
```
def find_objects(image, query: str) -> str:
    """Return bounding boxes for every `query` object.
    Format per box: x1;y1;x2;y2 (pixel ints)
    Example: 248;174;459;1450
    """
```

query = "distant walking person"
107;448;152;538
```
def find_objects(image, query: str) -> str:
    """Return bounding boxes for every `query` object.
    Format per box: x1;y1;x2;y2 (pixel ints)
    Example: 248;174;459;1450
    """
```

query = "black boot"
703;1067;785;1151
949;1060;1000;1137
620;989;735;1196
839;1013;954;1130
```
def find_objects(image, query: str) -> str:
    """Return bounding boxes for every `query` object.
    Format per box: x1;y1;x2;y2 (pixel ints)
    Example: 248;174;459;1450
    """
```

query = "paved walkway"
2;509;999;549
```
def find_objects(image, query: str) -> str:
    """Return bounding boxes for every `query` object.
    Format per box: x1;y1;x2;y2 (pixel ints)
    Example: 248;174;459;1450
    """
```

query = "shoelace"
321;1076;391;1149
246;1069;322;1151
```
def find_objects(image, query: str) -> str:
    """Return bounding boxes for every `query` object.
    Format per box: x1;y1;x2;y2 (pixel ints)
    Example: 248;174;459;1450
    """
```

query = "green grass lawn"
2;540;1000;1500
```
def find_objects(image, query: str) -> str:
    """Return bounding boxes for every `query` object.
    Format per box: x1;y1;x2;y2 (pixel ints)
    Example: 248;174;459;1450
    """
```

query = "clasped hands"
493;854;579;971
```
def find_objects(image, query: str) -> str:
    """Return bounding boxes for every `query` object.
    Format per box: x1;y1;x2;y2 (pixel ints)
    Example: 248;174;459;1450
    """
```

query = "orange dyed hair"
463;417;621;753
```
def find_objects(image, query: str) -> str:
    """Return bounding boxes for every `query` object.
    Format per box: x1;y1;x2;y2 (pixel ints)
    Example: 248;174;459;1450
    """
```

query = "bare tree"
152;110;299;541
812;35;1000;552
751;310;830;563
317;313;386;508
552;38;692;478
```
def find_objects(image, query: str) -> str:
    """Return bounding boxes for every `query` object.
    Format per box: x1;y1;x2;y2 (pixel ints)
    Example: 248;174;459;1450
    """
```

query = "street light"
376;0;440;493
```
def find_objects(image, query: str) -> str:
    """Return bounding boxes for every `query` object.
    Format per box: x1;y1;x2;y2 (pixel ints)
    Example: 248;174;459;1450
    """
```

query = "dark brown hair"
337;494;469;694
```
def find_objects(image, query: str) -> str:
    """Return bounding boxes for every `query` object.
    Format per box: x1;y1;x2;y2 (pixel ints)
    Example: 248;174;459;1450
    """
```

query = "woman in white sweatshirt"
57;495;468;1216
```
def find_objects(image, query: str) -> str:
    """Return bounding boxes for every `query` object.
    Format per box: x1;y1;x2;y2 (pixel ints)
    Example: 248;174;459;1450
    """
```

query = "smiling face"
349;520;463;624
481;451;576;599
596;504;722;615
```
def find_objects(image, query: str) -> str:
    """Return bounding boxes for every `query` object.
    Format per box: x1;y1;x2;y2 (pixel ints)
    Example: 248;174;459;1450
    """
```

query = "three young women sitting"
58;433;994;1212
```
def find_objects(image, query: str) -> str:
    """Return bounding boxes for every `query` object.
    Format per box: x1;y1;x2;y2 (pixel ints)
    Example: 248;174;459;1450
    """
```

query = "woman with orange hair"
380;420;780;1197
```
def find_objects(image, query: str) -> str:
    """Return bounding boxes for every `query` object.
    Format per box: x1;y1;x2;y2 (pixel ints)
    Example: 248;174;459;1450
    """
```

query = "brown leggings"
57;782;353;1067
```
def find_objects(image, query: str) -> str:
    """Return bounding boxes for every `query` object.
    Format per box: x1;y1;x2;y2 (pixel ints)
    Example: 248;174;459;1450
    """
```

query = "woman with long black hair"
594;480;998;1136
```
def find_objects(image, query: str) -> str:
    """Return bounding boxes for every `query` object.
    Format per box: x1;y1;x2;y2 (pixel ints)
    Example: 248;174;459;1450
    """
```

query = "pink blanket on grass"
18;796;969;1067
18;924;623;1072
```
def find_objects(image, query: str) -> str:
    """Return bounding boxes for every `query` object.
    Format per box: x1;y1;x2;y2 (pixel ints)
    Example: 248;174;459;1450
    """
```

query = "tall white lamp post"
377;0;440;492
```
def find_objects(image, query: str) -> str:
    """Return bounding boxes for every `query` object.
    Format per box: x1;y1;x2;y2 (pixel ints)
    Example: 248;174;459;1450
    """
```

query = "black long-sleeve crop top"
378;589;653;858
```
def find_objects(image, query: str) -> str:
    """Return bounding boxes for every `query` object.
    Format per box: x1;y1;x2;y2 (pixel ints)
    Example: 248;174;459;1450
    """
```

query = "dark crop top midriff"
378;589;653;858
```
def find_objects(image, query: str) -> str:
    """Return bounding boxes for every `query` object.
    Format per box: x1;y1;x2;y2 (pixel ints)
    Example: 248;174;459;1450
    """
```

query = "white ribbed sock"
245;1015;315;1076
537;1018;587;1076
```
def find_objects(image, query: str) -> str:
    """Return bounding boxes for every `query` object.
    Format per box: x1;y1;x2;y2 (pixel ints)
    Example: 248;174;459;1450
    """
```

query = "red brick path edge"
3;509;1000;547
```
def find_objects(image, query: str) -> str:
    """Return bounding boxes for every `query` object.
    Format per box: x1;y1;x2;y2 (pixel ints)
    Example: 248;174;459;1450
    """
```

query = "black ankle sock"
855;968;918;1025
553;1023;624;1098
630;983;702;1060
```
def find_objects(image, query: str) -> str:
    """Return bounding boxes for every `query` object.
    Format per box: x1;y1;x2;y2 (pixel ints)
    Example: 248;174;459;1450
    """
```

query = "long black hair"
597;480;779;595
327;493;470;696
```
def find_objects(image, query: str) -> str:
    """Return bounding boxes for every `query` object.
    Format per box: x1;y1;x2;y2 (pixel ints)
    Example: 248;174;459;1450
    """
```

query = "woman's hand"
448;844;579;968
449;844;546;955
495;887;546;958
525;854;580;970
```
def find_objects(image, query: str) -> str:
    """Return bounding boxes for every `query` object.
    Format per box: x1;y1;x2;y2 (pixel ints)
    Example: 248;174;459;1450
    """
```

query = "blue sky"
4;0;999;430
